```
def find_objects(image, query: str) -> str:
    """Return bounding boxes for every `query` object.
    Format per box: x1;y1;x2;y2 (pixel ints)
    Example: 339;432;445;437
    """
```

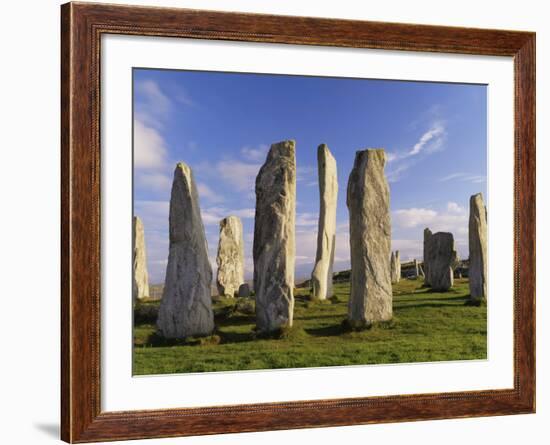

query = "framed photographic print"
61;2;535;442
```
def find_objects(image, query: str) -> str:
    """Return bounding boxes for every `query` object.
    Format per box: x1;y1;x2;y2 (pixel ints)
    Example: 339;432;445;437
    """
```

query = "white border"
102;35;514;412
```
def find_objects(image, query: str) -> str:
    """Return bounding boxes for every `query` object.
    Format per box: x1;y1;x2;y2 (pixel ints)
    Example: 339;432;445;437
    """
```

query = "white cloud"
214;160;261;192
391;239;423;261
296;212;318;227
201;206;255;226
134;80;175;131
393;208;438;228
393;202;467;232
136;171;171;191
134;119;168;170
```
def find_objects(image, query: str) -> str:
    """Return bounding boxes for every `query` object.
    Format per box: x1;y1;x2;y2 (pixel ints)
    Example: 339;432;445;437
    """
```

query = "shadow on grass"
305;324;347;337
215;314;255;327
396;301;469;310
395;295;469;304
217;330;255;344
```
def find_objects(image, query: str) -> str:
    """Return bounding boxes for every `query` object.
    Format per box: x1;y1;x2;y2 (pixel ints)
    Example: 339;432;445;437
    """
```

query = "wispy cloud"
385;120;447;183
439;172;486;184
241;144;269;162
135;79;172;120
387;121;447;164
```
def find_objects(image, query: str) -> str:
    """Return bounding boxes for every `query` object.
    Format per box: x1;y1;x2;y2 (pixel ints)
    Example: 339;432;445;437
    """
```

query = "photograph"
132;68;488;376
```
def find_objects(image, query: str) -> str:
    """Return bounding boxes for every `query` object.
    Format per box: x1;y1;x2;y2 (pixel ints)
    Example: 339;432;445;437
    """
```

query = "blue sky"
133;68;487;284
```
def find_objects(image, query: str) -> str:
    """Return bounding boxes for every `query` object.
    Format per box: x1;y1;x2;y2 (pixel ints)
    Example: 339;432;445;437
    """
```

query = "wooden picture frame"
61;2;535;442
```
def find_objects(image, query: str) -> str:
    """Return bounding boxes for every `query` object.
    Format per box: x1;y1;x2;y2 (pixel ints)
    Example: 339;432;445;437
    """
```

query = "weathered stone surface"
216;216;245;297
253;140;296;333
347;149;392;324
157;163;214;338
133;216;150;301
238;283;251;298
390;250;401;283
426;232;459;292
469;193;488;301
311;144;338;300
423;228;433;285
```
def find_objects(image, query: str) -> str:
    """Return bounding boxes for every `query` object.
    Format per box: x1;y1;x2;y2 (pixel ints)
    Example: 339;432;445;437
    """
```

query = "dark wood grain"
60;2;536;443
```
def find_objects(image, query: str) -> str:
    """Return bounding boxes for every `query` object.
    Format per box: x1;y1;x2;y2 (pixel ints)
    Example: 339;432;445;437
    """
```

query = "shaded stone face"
347;149;392;324
133;216;150;301
216;216;245;298
390;250;401;284
423;228;433;285
311;144;338;300
157;163;214;338
238;283;251;298
426;232;459;292
469;193;488;301
253;140;296;333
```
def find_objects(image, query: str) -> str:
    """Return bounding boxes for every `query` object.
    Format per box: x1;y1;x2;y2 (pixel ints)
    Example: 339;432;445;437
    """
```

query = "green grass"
133;278;486;375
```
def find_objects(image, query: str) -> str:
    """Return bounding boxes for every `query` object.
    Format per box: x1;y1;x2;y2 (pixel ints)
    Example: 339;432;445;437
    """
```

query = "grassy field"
133;278;486;375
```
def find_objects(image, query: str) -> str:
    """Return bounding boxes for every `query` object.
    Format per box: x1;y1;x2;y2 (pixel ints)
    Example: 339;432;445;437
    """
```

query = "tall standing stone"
132;216;150;301
216;216;245;297
253;140;296;333
347;149;392;325
311;144;338;300
157;163;214;338
427;232;459;292
469;193;488;301
423;228;433;285
390;250;401;284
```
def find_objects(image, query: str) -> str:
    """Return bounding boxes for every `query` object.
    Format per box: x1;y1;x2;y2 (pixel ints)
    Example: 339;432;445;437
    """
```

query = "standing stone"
390;251;401;284
216;216;245;297
157;163;214;338
412;258;419;278
253;140;296;333
311;144;338;300
347;149;392;325
427;232;459;292
418;262;425;278
423;228;433;285
238;283;251;298
469;193;488;301
132;216;150;301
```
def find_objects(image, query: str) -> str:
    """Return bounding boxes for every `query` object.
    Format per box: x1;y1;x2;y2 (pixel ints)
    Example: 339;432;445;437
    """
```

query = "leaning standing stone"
132;216;150;301
347;149;392;325
253;140;296;333
216;216;245;297
469;193;488;301
428;232;459;292
157;163;214;338
311;144;338;300
390;251;401;284
412;258;420;278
